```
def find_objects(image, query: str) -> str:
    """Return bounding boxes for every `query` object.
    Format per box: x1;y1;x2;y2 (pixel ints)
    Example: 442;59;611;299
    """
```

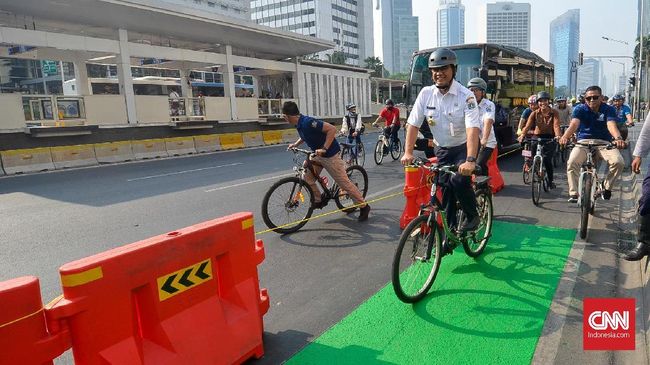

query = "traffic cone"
400;157;442;229
488;147;505;193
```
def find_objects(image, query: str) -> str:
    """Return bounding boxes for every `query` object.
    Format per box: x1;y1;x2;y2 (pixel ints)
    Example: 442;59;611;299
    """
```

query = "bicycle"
524;137;555;206
374;125;402;165
261;147;368;234
339;137;365;168
521;140;533;185
569;140;617;239
391;158;494;303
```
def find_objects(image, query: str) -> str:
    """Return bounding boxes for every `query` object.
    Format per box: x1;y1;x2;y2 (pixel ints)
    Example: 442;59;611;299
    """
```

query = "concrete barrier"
51;145;98;169
219;133;245;150
0;148;55;174
165;137;197;156
194;134;221;153
262;131;284;145
0;157;4;176
131;139;169;160
242;131;264;147
94;141;135;163
281;129;299;143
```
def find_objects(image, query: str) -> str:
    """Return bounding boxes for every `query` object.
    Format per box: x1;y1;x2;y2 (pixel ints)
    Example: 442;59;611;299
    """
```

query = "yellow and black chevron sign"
157;258;213;301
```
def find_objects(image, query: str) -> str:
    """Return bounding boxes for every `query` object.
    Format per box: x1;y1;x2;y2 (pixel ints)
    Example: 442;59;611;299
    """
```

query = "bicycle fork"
577;170;597;209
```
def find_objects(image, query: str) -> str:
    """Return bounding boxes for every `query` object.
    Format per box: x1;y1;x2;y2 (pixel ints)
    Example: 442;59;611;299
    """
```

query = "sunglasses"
585;95;601;101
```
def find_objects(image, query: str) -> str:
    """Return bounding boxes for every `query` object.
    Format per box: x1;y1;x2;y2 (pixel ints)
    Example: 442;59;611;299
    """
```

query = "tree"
390;72;409;81
363;56;385;77
326;51;346;65
554;85;569;98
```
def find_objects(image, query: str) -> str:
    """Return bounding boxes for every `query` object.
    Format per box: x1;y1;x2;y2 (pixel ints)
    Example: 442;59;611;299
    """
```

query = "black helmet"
536;91;551;102
385;99;394;106
428;48;457;68
612;94;625;101
345;103;356;110
467;77;487;91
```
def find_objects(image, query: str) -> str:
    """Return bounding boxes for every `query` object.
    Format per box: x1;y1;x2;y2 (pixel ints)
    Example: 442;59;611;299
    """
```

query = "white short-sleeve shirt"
478;98;498;149
406;80;481;148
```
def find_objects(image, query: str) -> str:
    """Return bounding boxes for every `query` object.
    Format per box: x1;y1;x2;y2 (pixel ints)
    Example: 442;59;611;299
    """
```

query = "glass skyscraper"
549;9;580;91
382;0;419;74
437;0;464;47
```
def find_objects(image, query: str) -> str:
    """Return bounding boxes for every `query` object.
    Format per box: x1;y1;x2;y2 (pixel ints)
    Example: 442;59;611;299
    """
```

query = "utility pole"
636;0;645;122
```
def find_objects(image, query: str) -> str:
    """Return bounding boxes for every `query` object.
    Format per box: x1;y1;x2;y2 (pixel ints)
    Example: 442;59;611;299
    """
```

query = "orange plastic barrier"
47;212;269;365
400;157;443;229
488;147;505;194
0;276;70;365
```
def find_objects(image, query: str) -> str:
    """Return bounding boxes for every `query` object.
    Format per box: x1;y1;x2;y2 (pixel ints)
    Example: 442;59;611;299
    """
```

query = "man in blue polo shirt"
559;85;626;203
283;101;370;221
612;94;633;141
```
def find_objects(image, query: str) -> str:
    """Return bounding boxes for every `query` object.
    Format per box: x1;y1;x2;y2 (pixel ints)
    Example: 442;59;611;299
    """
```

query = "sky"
373;0;639;94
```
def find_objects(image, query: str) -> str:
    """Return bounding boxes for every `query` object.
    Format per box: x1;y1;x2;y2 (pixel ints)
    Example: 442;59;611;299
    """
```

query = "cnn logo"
583;298;635;350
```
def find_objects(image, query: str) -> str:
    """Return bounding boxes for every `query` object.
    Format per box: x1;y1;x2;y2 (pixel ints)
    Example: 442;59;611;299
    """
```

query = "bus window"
454;48;482;87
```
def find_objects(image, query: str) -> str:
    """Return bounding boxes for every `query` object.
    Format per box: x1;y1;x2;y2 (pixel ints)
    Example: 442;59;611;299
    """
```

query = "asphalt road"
0;131;628;364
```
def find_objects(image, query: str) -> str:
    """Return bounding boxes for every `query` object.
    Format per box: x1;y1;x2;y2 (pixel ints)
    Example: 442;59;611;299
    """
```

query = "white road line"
204;172;295;192
127;163;242;181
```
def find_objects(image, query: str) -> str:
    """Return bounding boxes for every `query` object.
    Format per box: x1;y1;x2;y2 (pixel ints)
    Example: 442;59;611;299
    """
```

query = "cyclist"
401;47;481;234
373;99;400;153
516;95;538;137
467;77;497;176
626;113;650;260
518;91;561;189
340;103;364;162
612;94;633;141
282;101;370;221
559;85;626;203
553;96;572;128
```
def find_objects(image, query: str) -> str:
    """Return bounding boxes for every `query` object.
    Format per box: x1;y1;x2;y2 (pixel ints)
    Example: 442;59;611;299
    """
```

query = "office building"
251;0;374;66
486;2;530;51
160;0;251;20
577;58;600;94
437;0;464;47
382;0;419;74
549;9;580;91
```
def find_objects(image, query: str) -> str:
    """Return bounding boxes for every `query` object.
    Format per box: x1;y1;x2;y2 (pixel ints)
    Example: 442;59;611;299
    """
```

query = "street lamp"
602;36;630;45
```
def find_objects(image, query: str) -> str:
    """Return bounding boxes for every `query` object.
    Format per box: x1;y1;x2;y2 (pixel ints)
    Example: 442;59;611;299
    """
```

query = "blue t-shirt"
614;104;632;126
296;114;340;157
521;108;533;121
572;103;616;141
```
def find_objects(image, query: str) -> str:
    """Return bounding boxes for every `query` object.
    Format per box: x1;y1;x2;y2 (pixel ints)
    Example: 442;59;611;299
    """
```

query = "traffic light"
578;52;584;66
630;77;636;87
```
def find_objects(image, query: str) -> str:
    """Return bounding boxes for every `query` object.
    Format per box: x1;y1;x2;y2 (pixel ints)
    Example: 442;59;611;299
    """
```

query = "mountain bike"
525;137;556;206
521;140;533;185
339;138;365;168
374;126;402;165
261;147;368;234
391;158;494;303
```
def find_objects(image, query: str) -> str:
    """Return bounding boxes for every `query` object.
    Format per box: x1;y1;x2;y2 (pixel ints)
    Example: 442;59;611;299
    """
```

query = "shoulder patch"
311;121;318;128
466;96;477;110
485;106;492;112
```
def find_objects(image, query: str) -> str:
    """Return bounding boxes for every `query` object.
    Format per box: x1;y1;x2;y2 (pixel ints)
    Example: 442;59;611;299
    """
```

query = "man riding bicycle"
467;77;497;176
340;103;364;160
518;91;561;189
612;94;634;141
553;95;572;128
401;47;482;234
283;101;371;221
559;85;626;203
373;99;400;152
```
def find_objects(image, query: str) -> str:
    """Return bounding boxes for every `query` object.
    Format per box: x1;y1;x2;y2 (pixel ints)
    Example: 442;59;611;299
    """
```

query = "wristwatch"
466;156;477;163
614;136;623;141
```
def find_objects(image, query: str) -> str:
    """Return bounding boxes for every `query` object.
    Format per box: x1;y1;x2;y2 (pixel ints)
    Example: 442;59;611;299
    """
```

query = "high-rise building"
549;9;580;92
382;0;419;74
618;74;627;94
160;0;251;20
577;58;600;94
486;2;530;51
437;0;464;47
250;0;374;66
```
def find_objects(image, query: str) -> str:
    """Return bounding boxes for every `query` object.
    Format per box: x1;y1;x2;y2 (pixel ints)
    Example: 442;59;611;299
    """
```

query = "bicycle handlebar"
410;157;482;175
288;147;315;156
567;141;623;150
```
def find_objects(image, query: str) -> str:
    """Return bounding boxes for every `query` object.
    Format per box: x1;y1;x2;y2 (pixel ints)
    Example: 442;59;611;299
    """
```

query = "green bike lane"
287;221;576;364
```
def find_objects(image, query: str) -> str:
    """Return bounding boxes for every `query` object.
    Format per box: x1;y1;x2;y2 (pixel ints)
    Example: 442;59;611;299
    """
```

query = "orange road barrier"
400;157;442;229
46;212;269;364
0;276;71;364
488;147;505;194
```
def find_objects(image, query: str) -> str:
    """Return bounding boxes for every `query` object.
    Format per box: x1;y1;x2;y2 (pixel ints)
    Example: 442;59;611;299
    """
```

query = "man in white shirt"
467;77;497;176
401;48;482;233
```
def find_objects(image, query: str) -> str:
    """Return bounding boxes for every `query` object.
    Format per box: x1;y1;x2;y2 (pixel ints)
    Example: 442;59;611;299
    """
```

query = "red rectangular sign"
583;298;635;350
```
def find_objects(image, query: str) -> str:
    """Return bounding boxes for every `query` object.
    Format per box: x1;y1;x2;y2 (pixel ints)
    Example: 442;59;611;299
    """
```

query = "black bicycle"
261;147;368;234
391;158;494;303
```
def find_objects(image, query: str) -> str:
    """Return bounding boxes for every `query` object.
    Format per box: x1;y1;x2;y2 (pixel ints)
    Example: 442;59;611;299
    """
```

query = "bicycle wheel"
531;158;542;206
357;142;365;167
522;160;531;185
553;147;561;167
391;138;402;160
374;140;384;165
261;177;314;234
335;165;369;213
542;168;549;193
579;174;592;239
340;146;353;169
463;190;493;257
392;214;443;303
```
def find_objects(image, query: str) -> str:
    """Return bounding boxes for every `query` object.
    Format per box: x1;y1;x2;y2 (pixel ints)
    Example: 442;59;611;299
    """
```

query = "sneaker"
603;189;612;200
458;215;480;232
441;239;454;256
358;204;371;222
548;181;557;189
567;195;578;203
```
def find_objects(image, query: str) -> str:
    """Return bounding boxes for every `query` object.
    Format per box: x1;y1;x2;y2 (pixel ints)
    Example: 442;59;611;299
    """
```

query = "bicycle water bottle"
320;176;329;187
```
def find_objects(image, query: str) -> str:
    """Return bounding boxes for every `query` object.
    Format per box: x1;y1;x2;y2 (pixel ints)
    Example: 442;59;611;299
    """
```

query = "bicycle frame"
291;148;338;201
576;147;601;209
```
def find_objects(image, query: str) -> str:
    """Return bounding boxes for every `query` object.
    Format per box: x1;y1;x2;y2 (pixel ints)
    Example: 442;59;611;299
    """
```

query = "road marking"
127;163;242;181
204;172;294;192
